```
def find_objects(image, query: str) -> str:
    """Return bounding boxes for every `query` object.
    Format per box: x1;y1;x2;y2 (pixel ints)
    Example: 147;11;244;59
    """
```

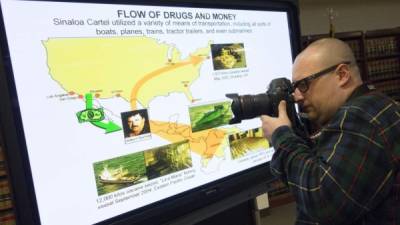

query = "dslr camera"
226;77;307;137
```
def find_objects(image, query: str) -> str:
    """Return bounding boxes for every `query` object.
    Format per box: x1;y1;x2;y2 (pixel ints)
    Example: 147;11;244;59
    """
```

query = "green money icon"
77;108;105;123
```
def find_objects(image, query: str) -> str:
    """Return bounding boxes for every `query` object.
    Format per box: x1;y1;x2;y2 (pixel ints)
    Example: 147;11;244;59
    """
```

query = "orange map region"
150;120;226;159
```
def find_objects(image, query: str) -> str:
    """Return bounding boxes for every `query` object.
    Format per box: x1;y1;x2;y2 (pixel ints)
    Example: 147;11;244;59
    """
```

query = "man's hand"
260;100;291;141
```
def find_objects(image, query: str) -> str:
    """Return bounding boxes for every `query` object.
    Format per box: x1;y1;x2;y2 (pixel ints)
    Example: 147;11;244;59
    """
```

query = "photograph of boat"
98;165;140;184
189;101;233;132
93;151;147;196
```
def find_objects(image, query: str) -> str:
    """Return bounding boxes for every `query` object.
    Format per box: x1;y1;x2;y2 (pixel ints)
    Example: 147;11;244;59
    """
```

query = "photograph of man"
121;109;151;138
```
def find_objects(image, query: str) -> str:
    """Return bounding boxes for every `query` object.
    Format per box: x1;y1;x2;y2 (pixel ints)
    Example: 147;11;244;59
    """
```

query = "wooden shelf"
0;205;13;213
364;27;400;38
366;53;400;61
366;74;400;84
266;179;295;208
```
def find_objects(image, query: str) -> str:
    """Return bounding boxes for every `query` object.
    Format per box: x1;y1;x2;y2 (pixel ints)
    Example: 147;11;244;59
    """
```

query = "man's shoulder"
340;90;399;125
345;90;395;110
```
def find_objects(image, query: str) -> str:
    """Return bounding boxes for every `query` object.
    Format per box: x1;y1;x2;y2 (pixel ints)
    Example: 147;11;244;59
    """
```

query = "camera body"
226;77;307;137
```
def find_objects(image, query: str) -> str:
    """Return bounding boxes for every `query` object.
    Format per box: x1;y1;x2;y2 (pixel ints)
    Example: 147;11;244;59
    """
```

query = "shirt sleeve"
270;106;396;225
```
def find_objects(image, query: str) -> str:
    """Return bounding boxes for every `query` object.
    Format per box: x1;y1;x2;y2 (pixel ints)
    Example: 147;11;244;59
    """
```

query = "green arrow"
85;93;93;109
81;93;122;134
91;121;122;134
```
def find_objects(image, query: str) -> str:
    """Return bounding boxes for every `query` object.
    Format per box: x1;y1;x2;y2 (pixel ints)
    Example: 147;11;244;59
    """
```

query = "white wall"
299;0;400;35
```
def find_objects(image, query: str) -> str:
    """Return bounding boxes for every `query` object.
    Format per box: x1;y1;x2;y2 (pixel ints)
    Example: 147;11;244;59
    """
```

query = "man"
126;110;150;137
261;38;399;225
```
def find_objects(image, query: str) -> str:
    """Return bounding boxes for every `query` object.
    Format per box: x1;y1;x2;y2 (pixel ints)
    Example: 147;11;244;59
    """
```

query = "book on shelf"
366;36;399;58
0;145;7;177
367;58;400;82
0;210;16;225
0;179;12;211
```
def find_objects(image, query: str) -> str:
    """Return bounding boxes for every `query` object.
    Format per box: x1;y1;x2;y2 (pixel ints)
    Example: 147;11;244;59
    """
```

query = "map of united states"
43;37;209;109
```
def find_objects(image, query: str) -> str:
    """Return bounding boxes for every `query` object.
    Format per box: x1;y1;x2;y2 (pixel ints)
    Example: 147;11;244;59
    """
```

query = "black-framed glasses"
292;61;351;93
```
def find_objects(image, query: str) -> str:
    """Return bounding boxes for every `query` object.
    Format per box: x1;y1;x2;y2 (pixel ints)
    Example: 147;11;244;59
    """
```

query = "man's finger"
278;101;286;117
260;115;271;122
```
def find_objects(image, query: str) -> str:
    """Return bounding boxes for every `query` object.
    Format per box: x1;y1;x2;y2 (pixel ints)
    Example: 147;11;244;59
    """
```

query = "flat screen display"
0;0;297;224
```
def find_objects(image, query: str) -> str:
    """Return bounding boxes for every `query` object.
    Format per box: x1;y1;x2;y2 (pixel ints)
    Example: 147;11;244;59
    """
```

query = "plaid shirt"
270;84;400;225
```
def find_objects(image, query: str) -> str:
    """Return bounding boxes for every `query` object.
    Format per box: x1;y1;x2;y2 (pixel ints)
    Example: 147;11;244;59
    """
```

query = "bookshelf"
301;27;400;101
364;28;400;100
0;143;15;225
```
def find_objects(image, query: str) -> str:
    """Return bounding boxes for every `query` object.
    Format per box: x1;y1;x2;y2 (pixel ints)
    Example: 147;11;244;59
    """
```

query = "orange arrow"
130;55;204;110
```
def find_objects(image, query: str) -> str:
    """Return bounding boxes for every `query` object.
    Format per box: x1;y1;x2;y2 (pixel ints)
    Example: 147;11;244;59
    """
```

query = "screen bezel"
0;0;300;224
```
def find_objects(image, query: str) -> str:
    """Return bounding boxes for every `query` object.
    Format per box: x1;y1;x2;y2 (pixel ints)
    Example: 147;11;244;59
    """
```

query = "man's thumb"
278;100;288;118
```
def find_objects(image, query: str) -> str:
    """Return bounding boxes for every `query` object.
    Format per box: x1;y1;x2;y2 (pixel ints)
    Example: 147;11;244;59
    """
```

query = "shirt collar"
346;84;371;102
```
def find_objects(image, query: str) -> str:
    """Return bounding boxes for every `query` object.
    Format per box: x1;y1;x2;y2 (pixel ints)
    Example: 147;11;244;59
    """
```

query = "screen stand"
194;200;256;225
164;182;267;225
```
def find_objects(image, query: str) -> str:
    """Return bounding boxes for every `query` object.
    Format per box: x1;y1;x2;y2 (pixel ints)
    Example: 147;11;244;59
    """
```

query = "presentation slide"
0;0;293;224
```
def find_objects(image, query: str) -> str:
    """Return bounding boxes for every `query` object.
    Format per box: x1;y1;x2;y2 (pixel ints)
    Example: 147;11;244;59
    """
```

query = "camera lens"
239;94;272;119
226;93;272;124
226;78;294;124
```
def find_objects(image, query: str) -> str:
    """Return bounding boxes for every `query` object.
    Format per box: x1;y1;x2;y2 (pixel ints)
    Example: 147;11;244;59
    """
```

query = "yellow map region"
43;37;210;108
150;120;231;166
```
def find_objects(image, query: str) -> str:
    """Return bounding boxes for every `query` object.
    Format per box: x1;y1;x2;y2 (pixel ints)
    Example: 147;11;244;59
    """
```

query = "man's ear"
336;64;351;87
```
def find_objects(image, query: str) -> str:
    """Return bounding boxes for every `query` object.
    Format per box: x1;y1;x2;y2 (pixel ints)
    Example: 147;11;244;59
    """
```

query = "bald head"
295;38;361;82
